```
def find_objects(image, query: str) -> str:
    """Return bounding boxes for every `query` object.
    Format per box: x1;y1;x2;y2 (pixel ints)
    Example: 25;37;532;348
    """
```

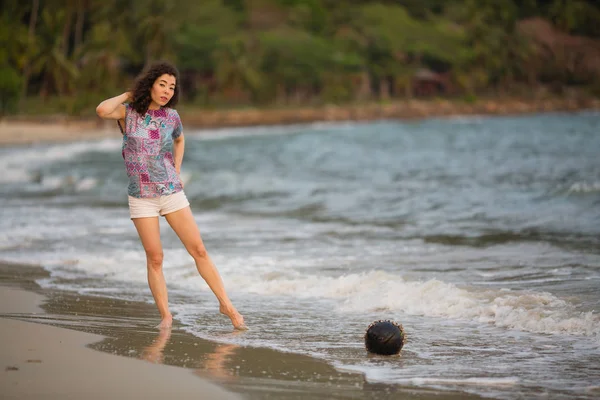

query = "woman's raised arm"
96;92;131;120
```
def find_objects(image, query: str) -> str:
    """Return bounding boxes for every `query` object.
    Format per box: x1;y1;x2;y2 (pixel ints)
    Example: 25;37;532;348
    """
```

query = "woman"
96;61;246;330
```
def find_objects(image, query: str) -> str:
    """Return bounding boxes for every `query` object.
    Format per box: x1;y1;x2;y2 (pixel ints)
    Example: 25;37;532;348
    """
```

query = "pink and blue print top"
121;104;183;198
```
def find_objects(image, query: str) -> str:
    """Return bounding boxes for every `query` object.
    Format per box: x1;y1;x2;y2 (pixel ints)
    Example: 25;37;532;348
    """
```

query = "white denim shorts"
128;191;190;219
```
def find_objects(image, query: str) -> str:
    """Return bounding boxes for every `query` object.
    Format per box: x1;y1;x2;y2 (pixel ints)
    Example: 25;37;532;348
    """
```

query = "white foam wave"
0;223;90;250
186;120;357;141
76;177;98;191
227;270;600;338
566;182;600;194
7;229;598;340
0;139;120;183
398;376;519;387
338;362;520;386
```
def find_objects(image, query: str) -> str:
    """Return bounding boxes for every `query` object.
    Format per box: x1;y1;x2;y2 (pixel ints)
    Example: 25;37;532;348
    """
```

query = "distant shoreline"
180;96;600;128
1;96;599;145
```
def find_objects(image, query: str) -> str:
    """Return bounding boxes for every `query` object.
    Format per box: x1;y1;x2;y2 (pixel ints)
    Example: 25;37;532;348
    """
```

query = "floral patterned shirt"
121;104;183;198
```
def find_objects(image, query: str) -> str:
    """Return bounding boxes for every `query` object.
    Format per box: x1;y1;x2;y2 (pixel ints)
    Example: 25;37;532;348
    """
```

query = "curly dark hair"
130;61;180;115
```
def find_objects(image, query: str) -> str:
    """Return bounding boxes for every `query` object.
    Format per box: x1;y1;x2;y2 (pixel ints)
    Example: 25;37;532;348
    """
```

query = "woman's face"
149;74;176;109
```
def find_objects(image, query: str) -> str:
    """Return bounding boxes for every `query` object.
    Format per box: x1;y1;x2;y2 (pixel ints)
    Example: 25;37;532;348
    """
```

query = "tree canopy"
1;0;599;115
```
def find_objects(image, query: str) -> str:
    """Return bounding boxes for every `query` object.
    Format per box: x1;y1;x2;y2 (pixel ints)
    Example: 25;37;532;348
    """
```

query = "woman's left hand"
177;169;184;188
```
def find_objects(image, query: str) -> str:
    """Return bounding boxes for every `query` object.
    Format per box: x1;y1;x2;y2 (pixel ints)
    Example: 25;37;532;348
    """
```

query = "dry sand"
1;97;598;146
0;286;241;400
0;120;116;146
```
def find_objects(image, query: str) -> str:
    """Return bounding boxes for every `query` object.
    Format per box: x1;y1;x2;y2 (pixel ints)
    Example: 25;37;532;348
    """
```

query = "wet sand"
0;287;240;400
0;263;482;399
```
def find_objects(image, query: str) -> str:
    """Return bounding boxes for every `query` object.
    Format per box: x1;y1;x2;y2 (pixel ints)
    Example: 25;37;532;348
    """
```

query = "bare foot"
219;304;248;330
155;314;173;329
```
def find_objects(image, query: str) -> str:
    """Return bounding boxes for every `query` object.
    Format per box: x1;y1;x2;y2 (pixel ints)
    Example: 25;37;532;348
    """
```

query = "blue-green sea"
1;111;599;399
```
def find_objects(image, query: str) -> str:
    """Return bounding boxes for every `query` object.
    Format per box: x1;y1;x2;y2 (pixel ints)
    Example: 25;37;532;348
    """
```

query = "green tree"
212;34;265;103
339;3;464;98
0;66;21;114
446;0;533;93
28;6;79;97
1;0;599;115
20;0;40;108
259;28;358;103
174;0;241;102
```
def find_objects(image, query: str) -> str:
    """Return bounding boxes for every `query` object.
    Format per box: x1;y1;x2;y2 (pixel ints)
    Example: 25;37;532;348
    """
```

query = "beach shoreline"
0;262;482;399
0;286;242;400
1;96;598;146
1;103;598;399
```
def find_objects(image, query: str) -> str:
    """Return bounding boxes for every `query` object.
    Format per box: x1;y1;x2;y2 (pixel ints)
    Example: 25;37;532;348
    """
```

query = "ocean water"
1;112;600;399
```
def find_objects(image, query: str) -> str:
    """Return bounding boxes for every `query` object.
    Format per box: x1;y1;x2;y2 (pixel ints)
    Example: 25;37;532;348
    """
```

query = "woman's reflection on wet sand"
141;327;172;364
194;342;239;382
141;327;241;382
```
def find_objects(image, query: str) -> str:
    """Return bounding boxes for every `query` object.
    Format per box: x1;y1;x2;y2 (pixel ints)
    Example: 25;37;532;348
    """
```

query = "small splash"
566;182;600;194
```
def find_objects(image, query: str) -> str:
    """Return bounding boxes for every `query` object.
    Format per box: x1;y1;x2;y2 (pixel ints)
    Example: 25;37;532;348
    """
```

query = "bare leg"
164;206;246;330
132;217;172;329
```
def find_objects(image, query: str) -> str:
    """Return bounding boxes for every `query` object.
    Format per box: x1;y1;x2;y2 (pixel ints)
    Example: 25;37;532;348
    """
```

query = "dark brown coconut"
364;320;405;355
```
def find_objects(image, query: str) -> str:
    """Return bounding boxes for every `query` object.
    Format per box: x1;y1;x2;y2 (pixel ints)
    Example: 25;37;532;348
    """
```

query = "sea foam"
0;139;120;184
226;269;600;339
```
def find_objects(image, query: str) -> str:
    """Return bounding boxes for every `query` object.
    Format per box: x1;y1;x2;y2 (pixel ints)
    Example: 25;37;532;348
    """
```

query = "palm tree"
131;0;182;65
74;19;131;95
20;0;40;107
29;7;79;97
212;34;264;103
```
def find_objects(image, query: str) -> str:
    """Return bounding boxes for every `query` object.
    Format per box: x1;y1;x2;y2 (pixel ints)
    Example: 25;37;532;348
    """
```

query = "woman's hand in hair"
96;92;130;120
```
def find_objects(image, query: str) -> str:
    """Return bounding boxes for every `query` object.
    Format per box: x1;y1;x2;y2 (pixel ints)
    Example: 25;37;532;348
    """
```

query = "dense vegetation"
1;0;599;115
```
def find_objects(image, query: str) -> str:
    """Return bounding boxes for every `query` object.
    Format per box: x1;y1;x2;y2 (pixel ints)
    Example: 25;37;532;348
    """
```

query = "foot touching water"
220;304;248;330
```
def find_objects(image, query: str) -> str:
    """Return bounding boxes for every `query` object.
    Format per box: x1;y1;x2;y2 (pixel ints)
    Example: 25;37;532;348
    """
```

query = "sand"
0;120;116;146
0;286;241;400
0;263;482;399
1;97;598;146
